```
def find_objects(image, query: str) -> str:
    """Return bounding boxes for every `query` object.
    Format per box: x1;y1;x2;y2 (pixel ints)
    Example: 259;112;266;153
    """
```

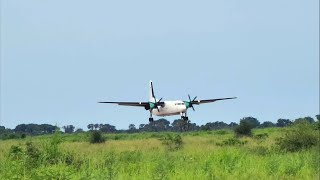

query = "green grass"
0;127;319;179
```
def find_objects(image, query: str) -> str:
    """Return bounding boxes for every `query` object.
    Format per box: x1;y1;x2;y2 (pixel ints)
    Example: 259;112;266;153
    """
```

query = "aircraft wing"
192;97;237;105
98;101;149;107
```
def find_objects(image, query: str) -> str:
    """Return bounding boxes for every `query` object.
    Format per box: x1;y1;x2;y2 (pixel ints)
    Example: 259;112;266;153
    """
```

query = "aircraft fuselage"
151;100;187;116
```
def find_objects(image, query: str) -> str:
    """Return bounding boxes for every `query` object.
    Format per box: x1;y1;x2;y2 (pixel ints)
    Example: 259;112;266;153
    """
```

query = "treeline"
0;115;319;140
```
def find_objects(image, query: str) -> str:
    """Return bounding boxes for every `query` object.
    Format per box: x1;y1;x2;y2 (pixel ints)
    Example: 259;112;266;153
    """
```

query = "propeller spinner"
184;94;197;111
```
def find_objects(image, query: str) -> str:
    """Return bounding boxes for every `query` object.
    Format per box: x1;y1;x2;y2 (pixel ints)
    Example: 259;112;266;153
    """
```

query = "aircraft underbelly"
152;103;186;117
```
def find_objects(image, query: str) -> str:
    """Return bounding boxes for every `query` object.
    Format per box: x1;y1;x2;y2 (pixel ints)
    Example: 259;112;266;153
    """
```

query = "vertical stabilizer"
149;80;156;102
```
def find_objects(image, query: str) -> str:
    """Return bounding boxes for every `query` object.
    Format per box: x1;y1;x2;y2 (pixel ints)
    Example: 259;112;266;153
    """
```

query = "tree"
40;124;56;134
94;124;99;130
294;117;315;124
87;124;94;131
138;123;156;132
172;119;187;132
14;124;27;133
0;126;13;139
187;122;199;131
99;124;104;130
128;124;136;133
202;121;229;130
315;115;320;130
75;128;84;133
229;122;238;128
139;124;145;130
234;120;252;137
99;124;117;133
62;125;75;134
89;130;105;144
260;121;275;128
201;124;210;131
240;117;260;128
276;119;292;127
155;119;171;131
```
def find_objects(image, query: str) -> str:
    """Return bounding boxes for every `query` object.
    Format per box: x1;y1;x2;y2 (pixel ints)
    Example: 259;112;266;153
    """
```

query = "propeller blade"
193;96;197;101
157;98;163;103
157;106;160;112
188;94;191;101
151;81;155;98
192;106;195;111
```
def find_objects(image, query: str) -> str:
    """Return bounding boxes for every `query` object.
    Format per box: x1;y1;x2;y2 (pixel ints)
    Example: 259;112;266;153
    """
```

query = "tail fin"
149;80;156;102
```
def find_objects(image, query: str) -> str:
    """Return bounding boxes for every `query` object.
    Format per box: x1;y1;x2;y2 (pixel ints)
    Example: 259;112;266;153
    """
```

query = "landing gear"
180;113;190;131
149;111;154;122
181;116;189;121
181;112;189;121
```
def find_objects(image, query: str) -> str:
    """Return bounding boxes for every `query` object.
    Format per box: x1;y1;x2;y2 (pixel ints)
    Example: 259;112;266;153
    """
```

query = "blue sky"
1;0;319;130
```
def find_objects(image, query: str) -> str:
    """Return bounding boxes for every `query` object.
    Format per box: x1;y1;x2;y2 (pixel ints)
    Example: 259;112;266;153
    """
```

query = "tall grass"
0;127;318;179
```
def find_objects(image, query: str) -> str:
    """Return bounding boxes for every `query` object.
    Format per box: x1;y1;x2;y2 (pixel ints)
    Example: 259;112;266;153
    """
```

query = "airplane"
99;81;236;123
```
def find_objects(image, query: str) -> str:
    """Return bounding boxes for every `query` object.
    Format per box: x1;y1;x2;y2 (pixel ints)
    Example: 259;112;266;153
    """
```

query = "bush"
8;145;23;160
276;122;319;152
216;138;247;146
90;130;105;144
42;130;62;164
234;121;252;137
21;134;26;139
25;142;41;168
254;133;269;140
215;130;228;135
160;134;183;151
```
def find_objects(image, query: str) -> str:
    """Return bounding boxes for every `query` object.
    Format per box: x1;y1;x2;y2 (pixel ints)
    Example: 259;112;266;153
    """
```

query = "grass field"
0;127;319;180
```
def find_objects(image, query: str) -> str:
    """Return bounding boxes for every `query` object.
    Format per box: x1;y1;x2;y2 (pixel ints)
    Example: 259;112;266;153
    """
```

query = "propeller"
155;98;163;112
184;94;197;111
148;81;163;112
149;97;163;112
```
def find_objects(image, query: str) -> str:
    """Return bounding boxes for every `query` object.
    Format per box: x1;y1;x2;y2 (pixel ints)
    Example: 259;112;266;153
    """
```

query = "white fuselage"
151;100;187;116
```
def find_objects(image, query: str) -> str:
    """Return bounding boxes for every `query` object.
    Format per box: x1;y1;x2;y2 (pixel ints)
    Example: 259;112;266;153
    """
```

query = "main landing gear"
181;116;189;121
181;112;189;121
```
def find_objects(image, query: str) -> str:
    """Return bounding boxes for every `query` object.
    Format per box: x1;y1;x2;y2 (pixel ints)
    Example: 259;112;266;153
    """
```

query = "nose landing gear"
149;111;154;122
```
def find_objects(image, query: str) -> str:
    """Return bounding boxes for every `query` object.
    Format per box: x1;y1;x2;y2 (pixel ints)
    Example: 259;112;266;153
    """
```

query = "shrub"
42;130;62;164
8;145;23;160
25;142;41;168
160;134;183;151
254;133;269;140
234;121;252;137
315;121;320;130
276;121;319;152
216;138;247;146
21;134;26;139
215;130;228;135
90;130;105;144
63;151;84;169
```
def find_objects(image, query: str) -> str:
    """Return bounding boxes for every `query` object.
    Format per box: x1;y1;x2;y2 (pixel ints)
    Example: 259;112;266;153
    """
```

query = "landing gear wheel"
149;118;154;122
181;116;189;121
